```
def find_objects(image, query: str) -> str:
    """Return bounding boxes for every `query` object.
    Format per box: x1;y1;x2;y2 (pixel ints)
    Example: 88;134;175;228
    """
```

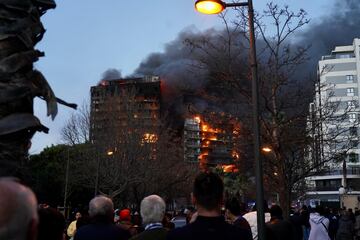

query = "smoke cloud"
101;68;122;80
134;0;360;121
295;0;360;74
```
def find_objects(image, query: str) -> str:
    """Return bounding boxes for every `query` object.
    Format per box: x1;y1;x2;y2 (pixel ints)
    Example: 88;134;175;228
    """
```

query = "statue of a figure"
0;0;76;177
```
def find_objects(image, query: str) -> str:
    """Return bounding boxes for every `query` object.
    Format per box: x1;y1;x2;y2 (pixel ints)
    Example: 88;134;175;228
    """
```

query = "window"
338;54;351;59
350;140;359;148
350;127;358;136
329;101;340;110
346;75;354;83
348;153;359;163
347;88;355;96
349;113;357;122
348;101;357;109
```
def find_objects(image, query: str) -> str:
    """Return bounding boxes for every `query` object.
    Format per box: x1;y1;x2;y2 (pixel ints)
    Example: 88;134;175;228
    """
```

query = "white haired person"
0;178;38;240
130;195;168;240
74;196;131;240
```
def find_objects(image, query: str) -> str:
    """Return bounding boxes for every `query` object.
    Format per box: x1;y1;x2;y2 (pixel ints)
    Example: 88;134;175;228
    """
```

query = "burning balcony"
184;113;241;171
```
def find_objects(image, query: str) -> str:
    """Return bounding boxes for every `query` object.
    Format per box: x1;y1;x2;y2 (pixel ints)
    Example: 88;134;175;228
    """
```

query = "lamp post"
63;147;70;219
195;1;266;240
94;149;115;196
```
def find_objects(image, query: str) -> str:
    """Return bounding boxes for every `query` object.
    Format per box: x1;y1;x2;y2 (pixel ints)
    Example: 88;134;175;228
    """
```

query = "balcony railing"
315;167;360;176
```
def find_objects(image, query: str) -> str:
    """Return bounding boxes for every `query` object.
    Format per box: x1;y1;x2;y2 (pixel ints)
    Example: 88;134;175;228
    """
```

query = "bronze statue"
0;0;76;177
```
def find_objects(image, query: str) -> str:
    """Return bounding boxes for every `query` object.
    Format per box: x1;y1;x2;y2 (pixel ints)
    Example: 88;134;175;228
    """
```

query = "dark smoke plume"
101;68;122;80
295;0;360;75
134;0;360;122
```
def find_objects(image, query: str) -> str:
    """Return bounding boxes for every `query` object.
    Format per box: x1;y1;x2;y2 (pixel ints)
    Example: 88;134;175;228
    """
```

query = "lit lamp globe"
195;0;226;14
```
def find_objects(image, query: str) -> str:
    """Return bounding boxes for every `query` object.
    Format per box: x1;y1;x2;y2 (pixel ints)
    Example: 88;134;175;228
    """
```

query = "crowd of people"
1;173;360;240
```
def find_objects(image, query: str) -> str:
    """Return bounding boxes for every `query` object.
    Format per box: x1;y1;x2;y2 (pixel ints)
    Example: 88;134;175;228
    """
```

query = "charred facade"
90;76;161;147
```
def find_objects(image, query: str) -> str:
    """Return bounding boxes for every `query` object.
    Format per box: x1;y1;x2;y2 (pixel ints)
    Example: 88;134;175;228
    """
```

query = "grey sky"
30;0;334;153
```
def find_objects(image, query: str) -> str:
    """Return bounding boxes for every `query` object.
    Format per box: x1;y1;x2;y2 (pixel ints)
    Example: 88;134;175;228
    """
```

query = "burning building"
90;76;161;146
184;113;241;171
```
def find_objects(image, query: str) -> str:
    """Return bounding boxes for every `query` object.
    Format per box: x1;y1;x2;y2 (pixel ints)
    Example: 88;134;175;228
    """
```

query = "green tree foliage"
28;144;94;207
29;145;68;206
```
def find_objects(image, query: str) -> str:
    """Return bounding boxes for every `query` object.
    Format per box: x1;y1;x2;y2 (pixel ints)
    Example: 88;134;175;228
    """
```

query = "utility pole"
64;147;70;219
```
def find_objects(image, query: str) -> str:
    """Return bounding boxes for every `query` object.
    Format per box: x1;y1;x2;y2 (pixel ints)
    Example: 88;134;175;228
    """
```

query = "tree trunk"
278;181;291;219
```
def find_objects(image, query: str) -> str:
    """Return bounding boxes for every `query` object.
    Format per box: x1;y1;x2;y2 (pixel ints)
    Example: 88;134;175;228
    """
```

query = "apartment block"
306;39;360;207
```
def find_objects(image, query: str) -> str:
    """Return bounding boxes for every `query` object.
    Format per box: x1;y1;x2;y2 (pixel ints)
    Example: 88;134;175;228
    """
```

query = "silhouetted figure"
225;197;252;236
166;172;252;240
336;210;354;240
266;205;295;240
37;207;65;240
289;209;303;240
300;205;310;240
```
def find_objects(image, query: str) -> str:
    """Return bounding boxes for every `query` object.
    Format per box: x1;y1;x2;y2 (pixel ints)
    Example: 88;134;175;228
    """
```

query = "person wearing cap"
118;208;138;236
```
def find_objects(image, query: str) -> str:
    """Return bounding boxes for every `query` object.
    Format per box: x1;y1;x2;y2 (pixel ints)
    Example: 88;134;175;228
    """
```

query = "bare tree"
61;101;90;145
183;2;358;217
60;84;196;206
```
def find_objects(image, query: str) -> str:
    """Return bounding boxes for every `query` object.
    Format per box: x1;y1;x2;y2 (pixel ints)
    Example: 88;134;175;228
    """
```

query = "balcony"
316;167;360;176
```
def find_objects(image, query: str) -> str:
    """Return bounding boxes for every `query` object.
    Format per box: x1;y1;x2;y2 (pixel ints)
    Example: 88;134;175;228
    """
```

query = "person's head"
270;205;283;219
315;205;324;215
75;211;82;220
192;172;224;211
0;178;38;240
88;196;114;223
37;208;65;240
225;197;241;219
140;195;166;225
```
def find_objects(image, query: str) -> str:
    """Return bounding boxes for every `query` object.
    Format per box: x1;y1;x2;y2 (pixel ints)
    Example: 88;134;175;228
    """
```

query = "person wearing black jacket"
266;205;296;240
336;210;354;240
225;197;252;236
166;172;252;240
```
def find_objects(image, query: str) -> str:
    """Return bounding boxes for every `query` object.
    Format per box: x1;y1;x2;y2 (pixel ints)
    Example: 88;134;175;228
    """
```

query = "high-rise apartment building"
306;39;360;207
184;113;241;171
90;76;161;146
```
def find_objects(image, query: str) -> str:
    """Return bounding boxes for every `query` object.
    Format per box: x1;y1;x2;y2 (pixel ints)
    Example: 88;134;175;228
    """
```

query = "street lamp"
94;148;116;196
262;147;272;153
195;1;266;240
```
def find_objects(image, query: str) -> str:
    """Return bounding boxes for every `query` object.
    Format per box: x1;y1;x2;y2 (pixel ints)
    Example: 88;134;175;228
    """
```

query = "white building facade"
306;39;360;208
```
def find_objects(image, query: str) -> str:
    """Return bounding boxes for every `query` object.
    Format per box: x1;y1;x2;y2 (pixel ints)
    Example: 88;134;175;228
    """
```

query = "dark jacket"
289;213;303;240
336;215;354;240
266;218;295;240
166;215;252;240
74;222;131;240
233;216;252;237
130;228;167;240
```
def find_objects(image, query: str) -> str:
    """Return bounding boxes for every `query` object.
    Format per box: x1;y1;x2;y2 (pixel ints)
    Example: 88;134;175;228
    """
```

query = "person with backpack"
308;205;330;240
